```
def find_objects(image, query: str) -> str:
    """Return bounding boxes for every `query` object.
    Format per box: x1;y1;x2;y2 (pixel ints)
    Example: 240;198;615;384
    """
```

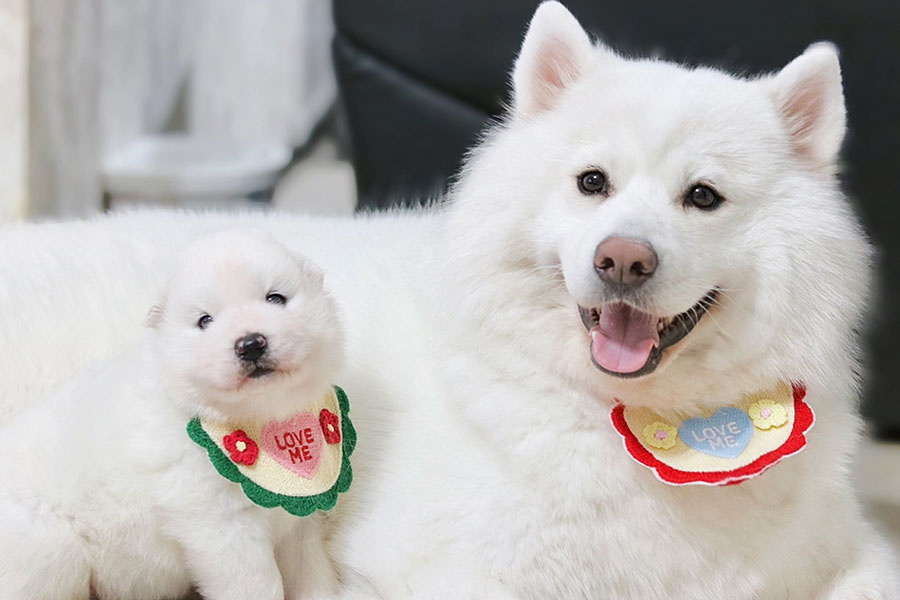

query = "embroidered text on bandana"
187;385;356;516
610;383;813;486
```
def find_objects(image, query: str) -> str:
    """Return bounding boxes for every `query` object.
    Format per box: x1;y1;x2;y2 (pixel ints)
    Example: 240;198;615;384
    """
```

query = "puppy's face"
149;231;342;420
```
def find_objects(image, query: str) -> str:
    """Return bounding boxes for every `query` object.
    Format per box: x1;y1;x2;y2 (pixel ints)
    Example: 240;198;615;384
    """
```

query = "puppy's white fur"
0;231;342;600
0;3;897;598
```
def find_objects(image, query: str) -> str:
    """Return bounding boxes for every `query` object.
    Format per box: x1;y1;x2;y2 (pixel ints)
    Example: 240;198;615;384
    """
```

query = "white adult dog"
0;2;897;598
0;231;342;600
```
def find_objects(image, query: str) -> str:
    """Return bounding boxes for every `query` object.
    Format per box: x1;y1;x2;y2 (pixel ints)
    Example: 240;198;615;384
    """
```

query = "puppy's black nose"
235;333;267;362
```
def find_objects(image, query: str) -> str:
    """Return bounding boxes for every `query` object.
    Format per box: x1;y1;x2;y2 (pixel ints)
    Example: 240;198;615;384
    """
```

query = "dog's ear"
145;301;166;329
512;1;594;118
767;43;846;173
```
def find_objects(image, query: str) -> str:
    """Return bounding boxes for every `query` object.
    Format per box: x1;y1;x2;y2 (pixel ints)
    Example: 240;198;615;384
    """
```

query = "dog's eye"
266;293;287;305
577;170;609;195
685;184;723;210
197;314;213;330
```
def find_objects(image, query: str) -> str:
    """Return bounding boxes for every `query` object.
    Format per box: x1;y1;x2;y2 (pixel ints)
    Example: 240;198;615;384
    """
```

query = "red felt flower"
223;430;259;465
319;409;341;444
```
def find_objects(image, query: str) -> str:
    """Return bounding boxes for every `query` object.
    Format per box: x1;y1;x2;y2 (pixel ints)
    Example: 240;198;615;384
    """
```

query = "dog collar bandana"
187;385;355;516
610;382;813;486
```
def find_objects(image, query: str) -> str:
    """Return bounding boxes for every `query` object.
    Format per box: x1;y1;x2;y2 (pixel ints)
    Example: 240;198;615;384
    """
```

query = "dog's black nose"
594;236;658;287
234;333;267;362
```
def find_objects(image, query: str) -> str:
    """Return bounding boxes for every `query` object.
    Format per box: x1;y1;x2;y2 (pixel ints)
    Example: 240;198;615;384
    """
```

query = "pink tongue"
590;303;659;374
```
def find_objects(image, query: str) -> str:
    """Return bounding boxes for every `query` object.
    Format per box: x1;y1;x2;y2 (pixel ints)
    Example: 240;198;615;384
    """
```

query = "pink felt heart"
260;412;323;479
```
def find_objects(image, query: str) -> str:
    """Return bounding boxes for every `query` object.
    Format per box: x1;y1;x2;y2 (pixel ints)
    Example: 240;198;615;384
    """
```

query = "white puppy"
0;230;343;600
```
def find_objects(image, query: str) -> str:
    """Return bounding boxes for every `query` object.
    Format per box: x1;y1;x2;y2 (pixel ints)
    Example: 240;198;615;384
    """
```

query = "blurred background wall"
7;0;336;218
0;0;27;222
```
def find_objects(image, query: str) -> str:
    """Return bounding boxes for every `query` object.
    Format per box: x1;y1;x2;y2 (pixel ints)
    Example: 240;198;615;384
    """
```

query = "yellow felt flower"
748;399;788;430
643;421;678;450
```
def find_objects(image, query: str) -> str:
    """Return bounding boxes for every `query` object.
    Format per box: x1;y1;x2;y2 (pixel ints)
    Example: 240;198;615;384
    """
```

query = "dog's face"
148;231;342;420
449;2;870;408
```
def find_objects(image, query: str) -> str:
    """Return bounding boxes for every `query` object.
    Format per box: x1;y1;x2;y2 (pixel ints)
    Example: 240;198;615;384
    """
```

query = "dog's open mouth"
578;290;718;378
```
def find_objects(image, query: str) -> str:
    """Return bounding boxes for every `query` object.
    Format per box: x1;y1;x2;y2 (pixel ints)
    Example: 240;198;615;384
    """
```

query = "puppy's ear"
767;43;846;173
304;262;325;289
145;301;166;329
512;1;594;118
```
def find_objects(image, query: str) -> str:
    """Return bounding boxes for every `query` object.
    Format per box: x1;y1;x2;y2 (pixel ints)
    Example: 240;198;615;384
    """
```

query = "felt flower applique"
643;421;678;450
319;409;341;444
748;399;788;430
223;429;259;465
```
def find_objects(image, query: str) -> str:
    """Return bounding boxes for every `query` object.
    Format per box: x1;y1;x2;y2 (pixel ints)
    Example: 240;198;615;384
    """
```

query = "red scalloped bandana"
610;383;813;486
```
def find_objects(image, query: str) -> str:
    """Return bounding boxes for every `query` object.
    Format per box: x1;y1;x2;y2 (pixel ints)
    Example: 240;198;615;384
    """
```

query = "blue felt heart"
678;407;753;458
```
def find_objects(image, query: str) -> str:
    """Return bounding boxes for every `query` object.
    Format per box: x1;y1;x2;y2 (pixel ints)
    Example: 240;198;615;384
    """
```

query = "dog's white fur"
0;3;897;598
0;231;342;600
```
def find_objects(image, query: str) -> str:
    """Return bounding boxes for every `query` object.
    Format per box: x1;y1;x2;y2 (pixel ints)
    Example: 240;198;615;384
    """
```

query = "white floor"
273;136;356;216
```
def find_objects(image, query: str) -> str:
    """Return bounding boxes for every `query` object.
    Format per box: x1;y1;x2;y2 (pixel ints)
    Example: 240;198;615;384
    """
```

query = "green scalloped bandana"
610;382;814;486
187;385;356;516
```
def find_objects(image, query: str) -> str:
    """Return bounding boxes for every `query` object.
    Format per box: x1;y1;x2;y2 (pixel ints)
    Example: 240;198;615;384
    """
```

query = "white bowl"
101;134;292;200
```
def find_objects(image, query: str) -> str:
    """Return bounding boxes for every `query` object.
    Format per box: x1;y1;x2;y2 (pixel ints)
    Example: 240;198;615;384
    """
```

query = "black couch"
332;0;900;437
